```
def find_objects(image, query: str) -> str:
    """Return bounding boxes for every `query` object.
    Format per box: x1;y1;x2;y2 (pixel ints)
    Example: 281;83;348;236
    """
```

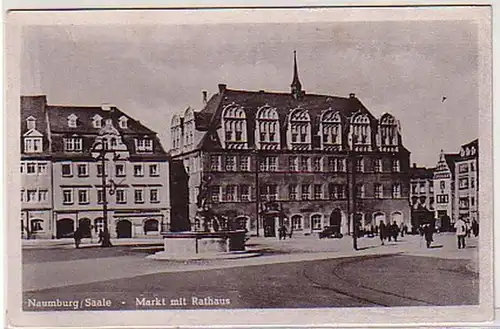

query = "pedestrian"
282;225;288;240
456;217;467;249
289;225;294;239
379;220;386;245
400;222;405;238
391;221;399;242
423;224;434;248
74;227;82;249
472;219;479;237
98;229;104;244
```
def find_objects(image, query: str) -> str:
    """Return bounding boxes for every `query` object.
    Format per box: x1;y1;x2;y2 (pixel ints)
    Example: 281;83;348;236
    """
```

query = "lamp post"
254;150;260;237
92;141;115;247
347;150;358;251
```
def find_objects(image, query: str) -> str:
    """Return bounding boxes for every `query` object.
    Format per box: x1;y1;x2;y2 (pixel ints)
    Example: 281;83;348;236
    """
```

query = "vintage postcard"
6;5;493;328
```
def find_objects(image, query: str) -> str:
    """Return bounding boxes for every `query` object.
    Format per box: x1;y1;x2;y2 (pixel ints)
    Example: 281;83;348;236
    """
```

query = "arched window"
349;113;371;151
287;108;311;150
222;103;247;149
30;219;43;232
320;109;342;150
291;215;303;230
378;113;399;148
184;107;195;148
170;114;182;150
255;105;280;150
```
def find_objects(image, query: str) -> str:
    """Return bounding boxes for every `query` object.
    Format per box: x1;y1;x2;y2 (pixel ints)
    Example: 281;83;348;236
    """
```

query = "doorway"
116;220;132;238
56;218;74;238
329;209;342;234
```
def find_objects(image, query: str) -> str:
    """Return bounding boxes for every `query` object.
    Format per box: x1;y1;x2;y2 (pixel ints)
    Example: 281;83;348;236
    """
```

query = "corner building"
170;55;411;237
454;139;479;223
21;95;171;239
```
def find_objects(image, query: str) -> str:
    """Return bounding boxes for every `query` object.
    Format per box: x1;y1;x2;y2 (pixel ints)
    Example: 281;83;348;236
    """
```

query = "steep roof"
444;153;461;176
20;95;52;158
409;166;434;179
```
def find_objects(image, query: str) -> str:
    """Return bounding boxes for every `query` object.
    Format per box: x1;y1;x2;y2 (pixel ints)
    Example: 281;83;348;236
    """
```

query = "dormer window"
255;105;280;150
287;108;311;151
68;114;78;128
320;110;342;151
136;138;153;152
23;126;43;153
26;116;36;130
92;114;102;128
64;136;83;152
222;104;248;149
119;116;128;129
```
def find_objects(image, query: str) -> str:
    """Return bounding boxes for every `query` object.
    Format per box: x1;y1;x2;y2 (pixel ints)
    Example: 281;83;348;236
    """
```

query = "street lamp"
91;140;117;247
347;150;358;251
253;149;260;237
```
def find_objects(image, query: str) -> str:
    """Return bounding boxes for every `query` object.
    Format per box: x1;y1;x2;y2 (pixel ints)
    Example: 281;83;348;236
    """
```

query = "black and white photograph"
6;5;493;328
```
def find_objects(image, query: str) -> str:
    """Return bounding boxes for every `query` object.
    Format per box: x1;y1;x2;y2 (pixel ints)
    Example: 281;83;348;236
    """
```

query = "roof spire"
291;50;303;99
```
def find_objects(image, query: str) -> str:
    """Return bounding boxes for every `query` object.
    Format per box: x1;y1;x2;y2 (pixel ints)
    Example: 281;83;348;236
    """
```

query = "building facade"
432;150;460;231
21;96;53;239
21;96;171;239
170;55;411;237
409;164;434;231
454;139;479;223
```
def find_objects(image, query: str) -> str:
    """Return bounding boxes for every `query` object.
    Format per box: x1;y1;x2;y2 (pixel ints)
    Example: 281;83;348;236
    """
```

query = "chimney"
349;93;356;99
202;91;208;104
218;84;227;93
413;163;417;168
101;103;113;111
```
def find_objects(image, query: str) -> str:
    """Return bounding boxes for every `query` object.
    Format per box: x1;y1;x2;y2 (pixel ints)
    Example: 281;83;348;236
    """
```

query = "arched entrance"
116;220;132;238
79;218;92;238
56;218;74;238
329;209;342;234
143;219;159;235
391;211;403;225
373;212;386;226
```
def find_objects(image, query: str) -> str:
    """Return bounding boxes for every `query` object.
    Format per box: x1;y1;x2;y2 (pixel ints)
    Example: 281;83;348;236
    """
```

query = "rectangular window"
268;185;278;201
471;197;475;207
210;186;220;202
225;130;232;142
225;155;236;171
411;183;417;194
313;184;322;200
440;181;445;190
268;157;277;171
355;184;364;198
239;156;250;171
459;197;469;209
37;163;47;174
259;158;267;171
374;159;382;173
26;163;36;174
78;189;89;204
459;178;469;189
374;184;383;198
392;184;401;198
240;185;250;201
289;184;297;200
312;215;322;230
77;163;89;177
150;189;159;203
27;190;37;203
356;158;364;172
136;139;153;152
210;155;221;171
96;164;105;177
21;190;24;202
392;160;400;172
328;157;336;172
289;156;298;171
63;138;83;152
419;182;425;193
260;185;268;201
313;157;322;172
37;190;47;202
134;189;144;203
134;164;144;177
471;162;476;172
97;190;104;204
338;185;346;199
61;164;72;177
24;138;43;153
301;184;310;200
471;177;475;189
437;194;449;203
224;185;236;202
149;164;159;176
115;164;126;177
292;216;302;230
459;163;469;173
329;184;337;199
62;189;73;205
116;189;127;204
337;158;346;172
300;156;310;171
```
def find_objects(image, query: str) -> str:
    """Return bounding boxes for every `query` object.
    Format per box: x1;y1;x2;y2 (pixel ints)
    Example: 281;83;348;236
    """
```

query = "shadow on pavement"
430;245;443;249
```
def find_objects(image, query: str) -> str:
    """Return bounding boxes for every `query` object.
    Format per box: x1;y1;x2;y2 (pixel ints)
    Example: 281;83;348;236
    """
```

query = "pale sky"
21;20;479;167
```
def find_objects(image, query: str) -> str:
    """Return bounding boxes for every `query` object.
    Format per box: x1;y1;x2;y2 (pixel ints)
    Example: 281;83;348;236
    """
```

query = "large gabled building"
433;150;460;230
20;96;171;239
170;54;411;237
454;139;479;223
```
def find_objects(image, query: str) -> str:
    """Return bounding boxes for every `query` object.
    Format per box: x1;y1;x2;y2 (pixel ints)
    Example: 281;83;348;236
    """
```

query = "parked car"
318;226;343;239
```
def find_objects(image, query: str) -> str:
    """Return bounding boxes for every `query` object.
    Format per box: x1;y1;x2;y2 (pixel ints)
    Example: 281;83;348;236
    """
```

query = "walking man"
73;227;82;249
456;217;467;249
379;220;386;245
